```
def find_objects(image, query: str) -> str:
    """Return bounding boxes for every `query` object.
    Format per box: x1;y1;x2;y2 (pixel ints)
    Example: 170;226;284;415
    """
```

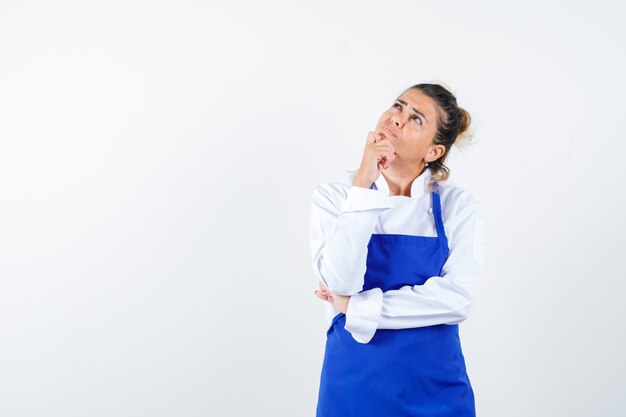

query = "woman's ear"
427;144;446;163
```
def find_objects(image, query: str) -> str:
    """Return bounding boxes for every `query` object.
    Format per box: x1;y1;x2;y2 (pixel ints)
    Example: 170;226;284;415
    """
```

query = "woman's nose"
391;115;404;128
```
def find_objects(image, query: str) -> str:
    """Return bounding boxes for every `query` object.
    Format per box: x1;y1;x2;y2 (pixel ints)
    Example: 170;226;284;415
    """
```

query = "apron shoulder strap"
431;182;447;239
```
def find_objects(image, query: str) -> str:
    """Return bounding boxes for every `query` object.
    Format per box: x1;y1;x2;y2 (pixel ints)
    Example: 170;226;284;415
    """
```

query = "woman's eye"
392;102;421;125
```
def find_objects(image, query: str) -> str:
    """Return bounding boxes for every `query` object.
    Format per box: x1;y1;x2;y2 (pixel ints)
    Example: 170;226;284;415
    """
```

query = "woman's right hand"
354;131;396;188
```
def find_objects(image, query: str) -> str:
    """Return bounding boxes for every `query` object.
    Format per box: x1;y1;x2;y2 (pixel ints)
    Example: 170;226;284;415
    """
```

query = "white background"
1;1;625;416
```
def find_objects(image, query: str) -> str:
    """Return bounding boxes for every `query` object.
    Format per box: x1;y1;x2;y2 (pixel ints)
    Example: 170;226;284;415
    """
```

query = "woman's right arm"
309;182;392;295
310;131;396;295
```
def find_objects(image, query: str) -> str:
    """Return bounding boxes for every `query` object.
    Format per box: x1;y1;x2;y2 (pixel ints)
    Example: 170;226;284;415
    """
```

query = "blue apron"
316;182;475;417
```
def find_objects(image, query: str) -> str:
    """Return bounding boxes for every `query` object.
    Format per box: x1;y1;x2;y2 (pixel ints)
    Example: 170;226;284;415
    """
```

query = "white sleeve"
344;196;484;344
309;183;393;296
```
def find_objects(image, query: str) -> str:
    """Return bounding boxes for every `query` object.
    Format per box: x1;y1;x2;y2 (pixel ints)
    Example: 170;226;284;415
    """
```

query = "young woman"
309;83;484;417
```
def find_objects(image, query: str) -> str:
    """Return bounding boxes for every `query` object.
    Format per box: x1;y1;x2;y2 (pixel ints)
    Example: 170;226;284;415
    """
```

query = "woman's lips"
382;126;396;137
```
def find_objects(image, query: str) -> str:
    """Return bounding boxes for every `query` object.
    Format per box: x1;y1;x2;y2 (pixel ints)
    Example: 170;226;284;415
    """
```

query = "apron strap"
431;182;447;239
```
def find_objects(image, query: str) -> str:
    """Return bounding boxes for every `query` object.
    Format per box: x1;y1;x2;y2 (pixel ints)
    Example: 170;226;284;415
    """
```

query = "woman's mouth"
382;126;396;138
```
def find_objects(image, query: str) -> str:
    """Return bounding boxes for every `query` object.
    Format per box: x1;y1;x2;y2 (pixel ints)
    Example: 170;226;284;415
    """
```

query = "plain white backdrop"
1;1;625;416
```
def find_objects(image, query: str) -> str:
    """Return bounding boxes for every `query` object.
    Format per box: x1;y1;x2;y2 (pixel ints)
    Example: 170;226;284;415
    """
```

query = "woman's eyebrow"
397;99;429;124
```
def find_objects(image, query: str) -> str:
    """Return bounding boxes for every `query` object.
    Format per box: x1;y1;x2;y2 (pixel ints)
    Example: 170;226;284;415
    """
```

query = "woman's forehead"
399;89;435;110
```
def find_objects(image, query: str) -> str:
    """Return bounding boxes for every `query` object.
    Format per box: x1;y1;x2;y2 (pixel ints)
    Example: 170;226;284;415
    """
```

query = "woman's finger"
366;131;380;144
314;289;333;302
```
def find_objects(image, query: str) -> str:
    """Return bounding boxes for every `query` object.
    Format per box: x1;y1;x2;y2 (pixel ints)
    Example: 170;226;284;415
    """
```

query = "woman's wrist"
354;176;371;188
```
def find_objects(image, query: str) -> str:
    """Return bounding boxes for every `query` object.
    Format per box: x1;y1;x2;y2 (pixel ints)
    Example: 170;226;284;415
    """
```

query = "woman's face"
374;88;445;167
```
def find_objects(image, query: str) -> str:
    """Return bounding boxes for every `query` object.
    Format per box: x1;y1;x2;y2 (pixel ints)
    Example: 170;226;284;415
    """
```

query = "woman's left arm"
343;193;485;344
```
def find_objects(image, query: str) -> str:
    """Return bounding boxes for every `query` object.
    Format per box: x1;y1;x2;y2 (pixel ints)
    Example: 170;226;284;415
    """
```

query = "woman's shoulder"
435;180;482;243
311;171;355;207
435;180;480;212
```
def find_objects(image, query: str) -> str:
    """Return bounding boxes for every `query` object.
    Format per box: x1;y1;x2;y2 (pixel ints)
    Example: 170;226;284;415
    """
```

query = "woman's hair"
349;82;473;190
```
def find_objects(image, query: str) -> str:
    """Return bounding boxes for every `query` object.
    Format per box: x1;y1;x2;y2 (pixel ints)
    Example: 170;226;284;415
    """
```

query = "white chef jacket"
309;167;484;344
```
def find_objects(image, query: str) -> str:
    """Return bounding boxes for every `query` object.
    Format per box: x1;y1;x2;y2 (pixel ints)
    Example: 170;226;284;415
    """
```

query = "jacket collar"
373;168;432;199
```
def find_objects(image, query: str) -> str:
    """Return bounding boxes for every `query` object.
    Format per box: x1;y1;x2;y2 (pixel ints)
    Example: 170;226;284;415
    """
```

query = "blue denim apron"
316;182;475;417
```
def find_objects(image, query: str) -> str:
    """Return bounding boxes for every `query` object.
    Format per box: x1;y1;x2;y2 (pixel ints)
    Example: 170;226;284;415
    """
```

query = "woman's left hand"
314;281;351;314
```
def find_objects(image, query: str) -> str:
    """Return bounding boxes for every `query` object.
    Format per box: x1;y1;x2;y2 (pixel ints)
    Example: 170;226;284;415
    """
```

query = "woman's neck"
382;165;427;197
